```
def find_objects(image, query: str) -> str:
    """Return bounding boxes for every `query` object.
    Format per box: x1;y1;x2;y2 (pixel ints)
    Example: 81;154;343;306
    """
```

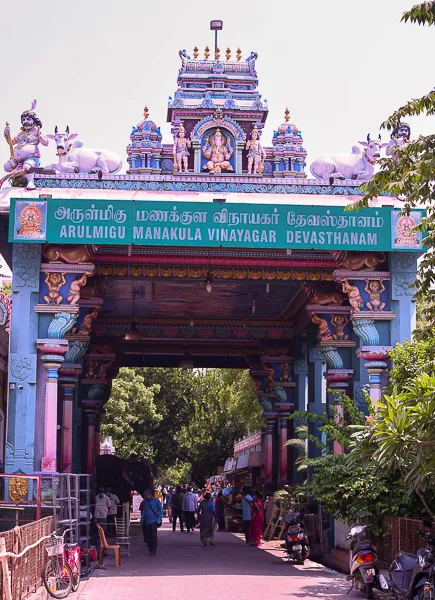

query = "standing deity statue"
245;125;266;175
202;128;234;174
245;51;258;76
2;100;48;190
173;124;191;173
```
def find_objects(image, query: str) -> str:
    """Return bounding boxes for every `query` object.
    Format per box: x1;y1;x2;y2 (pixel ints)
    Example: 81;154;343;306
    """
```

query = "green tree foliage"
351;374;435;519
102;367;262;486
389;336;435;388
354;2;435;308
221;369;263;432
285;394;425;532
176;370;251;483
101;368;161;461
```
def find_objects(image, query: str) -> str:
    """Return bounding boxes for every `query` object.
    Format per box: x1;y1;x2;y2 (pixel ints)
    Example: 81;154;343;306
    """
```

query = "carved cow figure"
310;134;387;183
46;126;122;175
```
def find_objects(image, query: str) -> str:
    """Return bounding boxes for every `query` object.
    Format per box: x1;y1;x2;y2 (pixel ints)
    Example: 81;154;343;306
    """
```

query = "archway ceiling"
101;278;302;322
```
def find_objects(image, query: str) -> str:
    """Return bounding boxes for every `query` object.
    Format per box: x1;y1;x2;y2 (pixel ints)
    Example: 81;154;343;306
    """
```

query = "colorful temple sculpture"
0;41;423;495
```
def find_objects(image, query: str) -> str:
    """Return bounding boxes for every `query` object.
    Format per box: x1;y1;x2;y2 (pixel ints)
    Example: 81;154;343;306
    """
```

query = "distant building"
100;437;115;455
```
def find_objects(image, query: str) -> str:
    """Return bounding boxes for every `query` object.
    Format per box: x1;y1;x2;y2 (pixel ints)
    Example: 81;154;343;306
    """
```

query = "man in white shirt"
183;486;198;532
94;488;111;531
106;487;120;536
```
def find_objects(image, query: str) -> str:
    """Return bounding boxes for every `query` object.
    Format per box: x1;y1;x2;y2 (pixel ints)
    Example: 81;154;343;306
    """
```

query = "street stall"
222;432;264;531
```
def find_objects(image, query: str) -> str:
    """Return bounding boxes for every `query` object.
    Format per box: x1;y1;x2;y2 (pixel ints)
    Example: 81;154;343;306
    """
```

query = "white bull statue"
46;126;122;175
310;134;387;183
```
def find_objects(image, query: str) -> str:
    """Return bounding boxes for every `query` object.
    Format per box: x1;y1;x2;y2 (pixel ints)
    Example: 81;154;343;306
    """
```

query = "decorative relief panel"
9;354;36;383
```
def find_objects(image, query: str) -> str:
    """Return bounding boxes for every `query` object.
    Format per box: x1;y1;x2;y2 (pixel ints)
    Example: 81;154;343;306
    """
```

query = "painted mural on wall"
392;211;423;250
13;200;47;241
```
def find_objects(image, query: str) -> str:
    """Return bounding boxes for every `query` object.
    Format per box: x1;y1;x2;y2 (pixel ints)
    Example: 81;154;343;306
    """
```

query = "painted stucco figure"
46;126;122;175
2;100;48;190
173;124;191;173
44;272;67;305
331;314;350;340
309;312;333;341
66;273;91;305
202;128;234;174
245;51;258;75
338;278;364;312
364;280;386;311
245;125;266;174
310;134;387;183
386;122;411;159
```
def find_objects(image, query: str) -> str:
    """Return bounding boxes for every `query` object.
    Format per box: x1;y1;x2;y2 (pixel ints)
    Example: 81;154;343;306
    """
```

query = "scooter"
378;519;435;600
284;512;310;565
346;525;380;599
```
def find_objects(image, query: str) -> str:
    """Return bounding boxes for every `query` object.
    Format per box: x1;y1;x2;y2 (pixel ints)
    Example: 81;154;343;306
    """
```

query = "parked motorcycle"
346;525;380;599
378;519;435;600
284;512;310;565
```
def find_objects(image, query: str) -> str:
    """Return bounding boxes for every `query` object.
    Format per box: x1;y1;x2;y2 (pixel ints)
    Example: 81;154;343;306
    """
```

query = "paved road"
76;522;377;600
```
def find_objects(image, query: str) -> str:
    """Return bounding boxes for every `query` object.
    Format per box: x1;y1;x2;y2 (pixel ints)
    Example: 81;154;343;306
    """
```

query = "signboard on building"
9;198;424;252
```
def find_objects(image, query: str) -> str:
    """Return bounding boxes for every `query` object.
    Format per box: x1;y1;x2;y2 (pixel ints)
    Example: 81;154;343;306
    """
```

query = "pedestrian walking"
171;485;185;532
241;487;253;544
106;487;120;536
166;487;173;522
214;491;225;531
95;488;111;531
140;490;163;556
248;491;265;547
198;492;215;546
183;486;197;532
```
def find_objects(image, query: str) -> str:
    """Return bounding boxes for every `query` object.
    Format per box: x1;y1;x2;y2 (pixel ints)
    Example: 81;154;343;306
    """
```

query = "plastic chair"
115;517;131;556
97;524;121;567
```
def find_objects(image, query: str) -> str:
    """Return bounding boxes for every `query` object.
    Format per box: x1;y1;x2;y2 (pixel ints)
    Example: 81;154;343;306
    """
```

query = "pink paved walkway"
76;522;377;599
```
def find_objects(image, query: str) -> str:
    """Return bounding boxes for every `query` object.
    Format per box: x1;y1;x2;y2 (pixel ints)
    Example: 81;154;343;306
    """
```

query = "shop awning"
223;458;237;473
235;451;263;470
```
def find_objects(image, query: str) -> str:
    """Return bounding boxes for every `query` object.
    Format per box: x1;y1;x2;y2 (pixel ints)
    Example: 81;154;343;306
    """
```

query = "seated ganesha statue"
202;128;234;174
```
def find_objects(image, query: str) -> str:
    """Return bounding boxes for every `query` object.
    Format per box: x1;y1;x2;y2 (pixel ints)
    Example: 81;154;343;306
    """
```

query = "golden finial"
205;45;210;60
236;47;242;61
143;105;149;119
226;46;231;61
215;46;220;60
284;107;290;122
193;45;199;59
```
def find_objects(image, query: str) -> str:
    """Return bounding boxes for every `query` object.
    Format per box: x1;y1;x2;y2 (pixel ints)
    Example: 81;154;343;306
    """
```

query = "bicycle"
43;528;81;598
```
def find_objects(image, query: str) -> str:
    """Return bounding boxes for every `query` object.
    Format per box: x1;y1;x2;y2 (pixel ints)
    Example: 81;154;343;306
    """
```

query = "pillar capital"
275;402;293;416
61;382;75;396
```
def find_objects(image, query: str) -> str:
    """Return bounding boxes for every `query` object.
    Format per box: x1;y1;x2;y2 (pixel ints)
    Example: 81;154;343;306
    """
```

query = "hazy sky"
0;0;434;172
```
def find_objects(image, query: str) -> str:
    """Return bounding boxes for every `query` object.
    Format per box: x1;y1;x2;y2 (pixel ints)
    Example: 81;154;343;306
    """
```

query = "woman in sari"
198;492;215;546
248;491;265;547
214;491;225;532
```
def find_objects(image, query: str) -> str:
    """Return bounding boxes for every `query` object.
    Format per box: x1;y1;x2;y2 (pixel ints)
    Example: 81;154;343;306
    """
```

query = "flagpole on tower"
210;20;223;54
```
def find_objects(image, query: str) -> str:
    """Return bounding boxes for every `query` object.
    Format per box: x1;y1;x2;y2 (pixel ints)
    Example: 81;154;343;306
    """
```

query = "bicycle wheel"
43;557;73;599
70;556;81;593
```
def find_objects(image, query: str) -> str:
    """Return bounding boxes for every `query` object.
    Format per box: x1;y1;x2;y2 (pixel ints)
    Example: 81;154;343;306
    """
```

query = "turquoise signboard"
9;198;424;252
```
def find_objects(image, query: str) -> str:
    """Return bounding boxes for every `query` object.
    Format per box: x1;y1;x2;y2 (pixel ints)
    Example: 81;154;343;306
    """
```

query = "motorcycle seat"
397;551;418;571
